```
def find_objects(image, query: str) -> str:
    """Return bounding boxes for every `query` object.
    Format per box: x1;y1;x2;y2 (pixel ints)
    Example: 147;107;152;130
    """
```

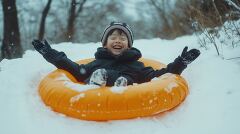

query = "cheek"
123;41;129;48
106;39;114;45
105;40;112;47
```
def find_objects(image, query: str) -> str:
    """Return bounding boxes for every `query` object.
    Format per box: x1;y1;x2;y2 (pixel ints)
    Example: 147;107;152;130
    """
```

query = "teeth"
113;47;122;49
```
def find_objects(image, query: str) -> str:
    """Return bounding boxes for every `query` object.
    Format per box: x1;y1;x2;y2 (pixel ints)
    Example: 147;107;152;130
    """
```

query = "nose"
114;38;120;43
114;38;121;43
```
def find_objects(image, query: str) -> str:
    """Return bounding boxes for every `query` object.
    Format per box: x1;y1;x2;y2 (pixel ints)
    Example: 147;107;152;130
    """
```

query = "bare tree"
75;0;125;42
225;0;240;12
38;0;52;40
66;0;87;41
148;0;179;39
1;0;23;59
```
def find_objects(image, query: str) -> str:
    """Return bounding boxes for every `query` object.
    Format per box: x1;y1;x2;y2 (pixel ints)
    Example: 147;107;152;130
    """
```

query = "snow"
70;93;85;104
1;34;240;134
151;74;179;93
110;86;128;94
164;81;178;93
56;73;99;92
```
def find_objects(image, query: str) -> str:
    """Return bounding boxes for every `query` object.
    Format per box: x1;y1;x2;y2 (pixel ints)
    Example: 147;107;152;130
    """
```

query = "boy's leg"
114;75;134;87
114;77;128;87
89;69;107;86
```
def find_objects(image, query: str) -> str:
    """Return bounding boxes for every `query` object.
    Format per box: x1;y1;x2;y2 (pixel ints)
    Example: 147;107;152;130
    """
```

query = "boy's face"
104;30;129;55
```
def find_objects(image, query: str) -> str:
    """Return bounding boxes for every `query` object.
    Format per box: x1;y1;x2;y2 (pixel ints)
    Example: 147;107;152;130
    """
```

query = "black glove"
32;39;64;63
166;46;200;75
180;46;200;65
167;57;187;75
32;39;52;55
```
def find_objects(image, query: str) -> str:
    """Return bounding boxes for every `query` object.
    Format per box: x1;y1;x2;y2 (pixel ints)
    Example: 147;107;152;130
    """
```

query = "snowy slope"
0;35;240;134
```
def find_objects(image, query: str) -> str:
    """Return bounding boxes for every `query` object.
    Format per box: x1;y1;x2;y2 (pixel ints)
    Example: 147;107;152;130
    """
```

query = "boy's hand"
180;46;200;65
32;39;52;55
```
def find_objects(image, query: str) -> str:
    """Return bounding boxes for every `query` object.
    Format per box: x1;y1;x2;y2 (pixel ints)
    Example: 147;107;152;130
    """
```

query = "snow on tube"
38;58;188;121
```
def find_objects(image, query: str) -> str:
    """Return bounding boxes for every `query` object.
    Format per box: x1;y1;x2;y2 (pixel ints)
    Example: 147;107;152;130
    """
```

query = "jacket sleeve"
139;66;168;83
139;57;187;83
42;49;90;82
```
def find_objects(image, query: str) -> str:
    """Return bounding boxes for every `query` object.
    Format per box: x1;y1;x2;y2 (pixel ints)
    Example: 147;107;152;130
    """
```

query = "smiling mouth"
113;46;123;50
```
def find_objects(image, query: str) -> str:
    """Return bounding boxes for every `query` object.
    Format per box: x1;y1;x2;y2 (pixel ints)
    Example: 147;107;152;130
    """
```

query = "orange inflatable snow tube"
39;58;189;121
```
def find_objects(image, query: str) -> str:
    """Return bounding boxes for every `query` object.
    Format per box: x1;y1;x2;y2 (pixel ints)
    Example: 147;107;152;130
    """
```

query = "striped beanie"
101;22;134;47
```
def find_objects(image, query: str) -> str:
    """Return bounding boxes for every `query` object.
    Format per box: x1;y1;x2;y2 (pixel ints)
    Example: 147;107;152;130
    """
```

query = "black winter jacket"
42;47;187;86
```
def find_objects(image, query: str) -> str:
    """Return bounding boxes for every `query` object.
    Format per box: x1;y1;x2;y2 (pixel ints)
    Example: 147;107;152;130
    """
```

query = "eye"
120;37;127;41
109;36;117;40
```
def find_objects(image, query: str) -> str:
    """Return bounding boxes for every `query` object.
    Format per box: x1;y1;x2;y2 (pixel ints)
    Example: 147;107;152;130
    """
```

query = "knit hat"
101;22;134;47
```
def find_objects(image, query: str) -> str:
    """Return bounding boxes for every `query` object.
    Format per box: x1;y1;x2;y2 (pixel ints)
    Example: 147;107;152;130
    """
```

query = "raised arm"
32;39;89;82
140;46;200;83
166;46;200;75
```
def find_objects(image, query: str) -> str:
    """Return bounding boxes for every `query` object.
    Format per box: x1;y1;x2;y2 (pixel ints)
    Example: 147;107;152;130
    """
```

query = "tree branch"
225;0;240;12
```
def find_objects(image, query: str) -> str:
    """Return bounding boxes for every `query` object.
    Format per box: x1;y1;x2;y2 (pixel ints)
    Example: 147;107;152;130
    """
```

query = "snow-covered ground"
1;35;240;134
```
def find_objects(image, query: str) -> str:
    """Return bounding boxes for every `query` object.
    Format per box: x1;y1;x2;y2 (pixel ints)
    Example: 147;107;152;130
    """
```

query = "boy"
32;22;200;87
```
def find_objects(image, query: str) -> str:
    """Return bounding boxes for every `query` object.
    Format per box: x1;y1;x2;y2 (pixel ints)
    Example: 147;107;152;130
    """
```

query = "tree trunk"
66;0;86;41
149;0;173;38
66;0;77;41
38;0;52;40
1;0;23;59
